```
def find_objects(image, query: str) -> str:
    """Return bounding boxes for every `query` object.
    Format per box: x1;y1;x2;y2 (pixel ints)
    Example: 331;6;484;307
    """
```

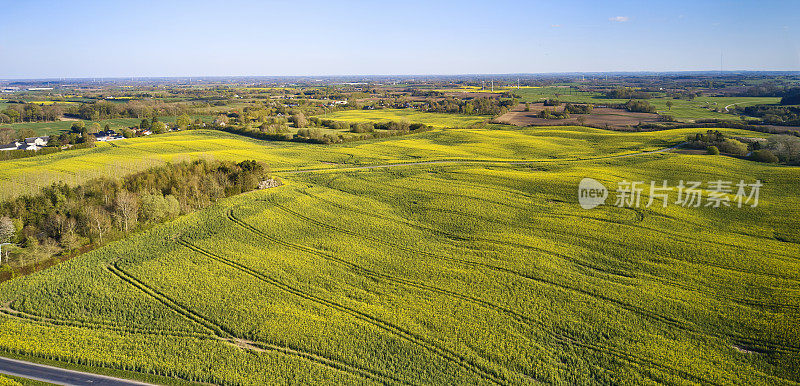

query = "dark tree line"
0;103;64;123
0;160;270;268
604;88;652;100
420;97;516;115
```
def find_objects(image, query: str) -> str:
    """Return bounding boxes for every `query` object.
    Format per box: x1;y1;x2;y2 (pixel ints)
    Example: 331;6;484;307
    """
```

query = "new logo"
578;178;608;209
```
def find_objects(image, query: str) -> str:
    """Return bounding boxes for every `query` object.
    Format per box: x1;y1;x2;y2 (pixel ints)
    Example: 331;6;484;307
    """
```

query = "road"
0;356;153;386
277;142;686;175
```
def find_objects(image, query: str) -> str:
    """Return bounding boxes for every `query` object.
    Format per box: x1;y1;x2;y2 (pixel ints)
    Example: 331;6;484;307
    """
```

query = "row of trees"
74;100;189;120
0;160;270;268
742;105;800;126
419;97;516;116
604;88;652;100
687;130;800;164
623;100;657;113
0;103;64;123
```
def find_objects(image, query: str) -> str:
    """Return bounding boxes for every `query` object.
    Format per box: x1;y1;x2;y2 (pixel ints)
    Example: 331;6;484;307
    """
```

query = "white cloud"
609;16;629;23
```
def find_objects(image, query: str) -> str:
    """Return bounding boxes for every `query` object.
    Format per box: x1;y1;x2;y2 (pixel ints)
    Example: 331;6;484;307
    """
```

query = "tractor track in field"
253;194;800;356
300;186;800;313
275;143;687;175
333;173;800;285
0;302;211;340
306;158;800;264
226;204;732;385
106;263;411;386
178;233;509;386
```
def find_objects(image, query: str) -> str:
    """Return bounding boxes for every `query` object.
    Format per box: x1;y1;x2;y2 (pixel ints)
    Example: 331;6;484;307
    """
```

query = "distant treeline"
0;159;270;271
420;97;516;115
687;129;800;165
74;100;189;120
218;119;433;145
603;88;652;100
0;103;64;123
741;105;800;126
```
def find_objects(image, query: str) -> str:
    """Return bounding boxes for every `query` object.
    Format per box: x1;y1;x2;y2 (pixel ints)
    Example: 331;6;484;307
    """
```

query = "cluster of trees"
537;109;569;119
687;130;749;156
686;130;800;164
780;91;800;106
624;100;657;113
542;99;561;107
742;105;800;126
0;103;63;123
564;103;593;114
604;88;651;100
74;100;189;120
0;159;270;267
419;97;516;116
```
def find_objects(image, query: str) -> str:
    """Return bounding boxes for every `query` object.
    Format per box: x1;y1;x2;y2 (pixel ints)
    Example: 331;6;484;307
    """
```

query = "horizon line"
3;70;800;82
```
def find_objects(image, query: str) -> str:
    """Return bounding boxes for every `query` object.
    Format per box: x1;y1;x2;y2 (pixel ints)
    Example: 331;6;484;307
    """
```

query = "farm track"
227;204;731;385
306;176;800;310
276;143;686;175
0;302;211;340
420;172;800;261
296;189;800;313
106;263;408;385
178;232;509;386
337;173;800;285
257;193;800;356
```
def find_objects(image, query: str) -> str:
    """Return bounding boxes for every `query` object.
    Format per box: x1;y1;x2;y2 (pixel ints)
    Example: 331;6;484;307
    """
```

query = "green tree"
666;100;673;111
292;112;308;128
176;114;192;129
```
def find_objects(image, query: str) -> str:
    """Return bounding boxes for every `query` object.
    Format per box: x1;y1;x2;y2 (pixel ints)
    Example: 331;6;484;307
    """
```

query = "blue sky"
0;0;798;78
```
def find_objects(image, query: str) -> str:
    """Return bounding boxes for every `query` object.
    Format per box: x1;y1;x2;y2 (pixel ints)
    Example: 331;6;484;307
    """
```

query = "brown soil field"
495;103;662;129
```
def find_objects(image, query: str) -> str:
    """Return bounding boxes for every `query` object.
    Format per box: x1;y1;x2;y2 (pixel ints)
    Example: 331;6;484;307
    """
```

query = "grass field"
2;116;212;137
511;87;782;122
0;142;797;384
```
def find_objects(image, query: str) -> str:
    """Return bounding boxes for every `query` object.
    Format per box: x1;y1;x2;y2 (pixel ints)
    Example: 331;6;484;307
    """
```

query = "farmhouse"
93;130;124;142
0;136;49;151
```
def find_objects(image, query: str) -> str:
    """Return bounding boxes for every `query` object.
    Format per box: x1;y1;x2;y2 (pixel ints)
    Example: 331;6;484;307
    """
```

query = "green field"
2;116;212;137
0;132;798;383
511;87;781;122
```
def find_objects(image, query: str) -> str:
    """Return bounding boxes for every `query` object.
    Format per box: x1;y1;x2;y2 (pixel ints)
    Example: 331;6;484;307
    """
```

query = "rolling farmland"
0;122;798;384
0;125;769;200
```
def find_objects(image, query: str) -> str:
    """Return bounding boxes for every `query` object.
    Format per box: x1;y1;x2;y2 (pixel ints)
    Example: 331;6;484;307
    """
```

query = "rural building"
93;130;124;142
0;136;49;151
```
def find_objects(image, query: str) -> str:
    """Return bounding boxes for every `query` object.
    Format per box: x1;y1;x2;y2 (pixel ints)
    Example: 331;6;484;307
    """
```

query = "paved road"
0;356;153;386
276;142;686;175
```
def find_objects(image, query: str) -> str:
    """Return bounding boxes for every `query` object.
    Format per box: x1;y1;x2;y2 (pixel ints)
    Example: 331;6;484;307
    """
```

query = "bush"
624;100;656;113
716;139;748;156
706;146;719;155
750;149;779;163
